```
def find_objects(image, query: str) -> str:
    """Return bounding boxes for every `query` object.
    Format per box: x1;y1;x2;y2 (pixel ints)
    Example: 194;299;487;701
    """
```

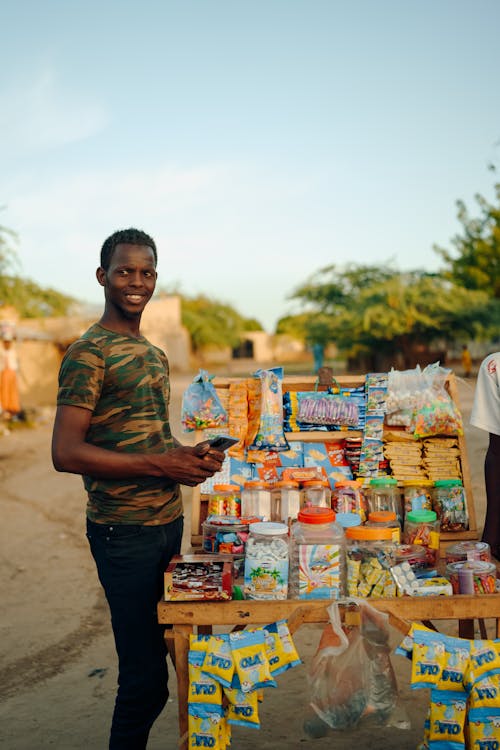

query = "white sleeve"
470;353;500;436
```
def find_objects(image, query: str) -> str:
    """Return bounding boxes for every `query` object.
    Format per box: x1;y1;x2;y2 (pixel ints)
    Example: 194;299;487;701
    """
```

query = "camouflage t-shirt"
57;323;182;525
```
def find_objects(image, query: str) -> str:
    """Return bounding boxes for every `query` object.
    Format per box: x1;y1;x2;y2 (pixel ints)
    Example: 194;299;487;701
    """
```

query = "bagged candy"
181;369;228;431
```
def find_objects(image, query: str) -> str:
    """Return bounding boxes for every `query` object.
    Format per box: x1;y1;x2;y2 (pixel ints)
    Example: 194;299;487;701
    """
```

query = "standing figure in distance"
461;344;472;378
0;335;22;420
470;351;500;561
51;228;225;749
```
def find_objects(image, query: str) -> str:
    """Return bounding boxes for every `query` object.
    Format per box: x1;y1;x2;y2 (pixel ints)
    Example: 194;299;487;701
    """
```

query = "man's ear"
96;267;106;286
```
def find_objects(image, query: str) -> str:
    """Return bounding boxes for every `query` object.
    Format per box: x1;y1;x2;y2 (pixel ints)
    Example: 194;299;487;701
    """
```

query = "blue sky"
1;1;500;332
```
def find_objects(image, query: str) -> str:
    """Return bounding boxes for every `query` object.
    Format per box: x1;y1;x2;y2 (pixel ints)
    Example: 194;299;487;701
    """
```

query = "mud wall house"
14;296;191;410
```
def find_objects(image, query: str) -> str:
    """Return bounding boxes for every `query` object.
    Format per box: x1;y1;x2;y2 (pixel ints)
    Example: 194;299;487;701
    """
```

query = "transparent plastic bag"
181;369;228;431
305;600;402;736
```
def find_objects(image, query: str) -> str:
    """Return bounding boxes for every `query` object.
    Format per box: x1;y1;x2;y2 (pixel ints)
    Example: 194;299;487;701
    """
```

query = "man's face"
97;243;157;317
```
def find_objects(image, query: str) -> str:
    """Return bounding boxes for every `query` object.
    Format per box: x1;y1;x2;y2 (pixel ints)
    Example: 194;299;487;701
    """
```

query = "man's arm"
51;404;224;487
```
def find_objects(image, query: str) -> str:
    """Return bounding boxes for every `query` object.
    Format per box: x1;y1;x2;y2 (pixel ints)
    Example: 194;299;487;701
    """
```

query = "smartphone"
207;435;239;451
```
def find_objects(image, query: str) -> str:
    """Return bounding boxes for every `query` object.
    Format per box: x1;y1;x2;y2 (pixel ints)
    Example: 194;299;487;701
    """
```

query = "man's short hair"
100;228;157;270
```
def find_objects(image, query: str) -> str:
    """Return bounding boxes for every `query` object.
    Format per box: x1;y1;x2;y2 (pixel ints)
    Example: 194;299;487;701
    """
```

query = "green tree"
0;219;75;317
281;265;496;367
181;294;263;352
434;183;500;298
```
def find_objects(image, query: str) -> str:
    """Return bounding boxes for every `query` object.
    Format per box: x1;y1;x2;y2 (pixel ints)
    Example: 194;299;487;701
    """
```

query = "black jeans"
86;516;183;750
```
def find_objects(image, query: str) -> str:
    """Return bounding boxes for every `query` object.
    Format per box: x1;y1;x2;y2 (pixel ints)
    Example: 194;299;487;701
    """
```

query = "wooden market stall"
161;369;500;749
189;372;477;550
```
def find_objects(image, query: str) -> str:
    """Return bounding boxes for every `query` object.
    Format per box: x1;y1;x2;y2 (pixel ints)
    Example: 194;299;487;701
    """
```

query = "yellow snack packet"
428;688;467;745
469;671;500;709
188;703;224;749
201;634;234;689
261;620;301;676
223;678;260;729
188;650;222;705
229;629;276;693
411;628;447;688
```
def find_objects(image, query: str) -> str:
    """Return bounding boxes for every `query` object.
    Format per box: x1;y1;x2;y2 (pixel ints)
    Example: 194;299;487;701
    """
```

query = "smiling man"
51;228;225;749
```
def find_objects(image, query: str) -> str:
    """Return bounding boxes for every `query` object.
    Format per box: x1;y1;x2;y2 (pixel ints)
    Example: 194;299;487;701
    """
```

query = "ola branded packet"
465;639;500;688
262;620;301;676
411;628;448;688
201;633;234;689
428;689;467;748
433;635;470;693
466;707;500;750
223;675;260;729
188;650;222;705
229;629;276;693
468;670;500;709
188;702;224;749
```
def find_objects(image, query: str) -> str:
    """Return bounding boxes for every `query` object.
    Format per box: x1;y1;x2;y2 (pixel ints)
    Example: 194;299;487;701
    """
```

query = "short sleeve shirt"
57;323;182;525
470;352;500;437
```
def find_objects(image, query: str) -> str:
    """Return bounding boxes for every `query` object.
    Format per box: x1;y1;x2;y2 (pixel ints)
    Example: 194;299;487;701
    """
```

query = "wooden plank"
158;594;500;629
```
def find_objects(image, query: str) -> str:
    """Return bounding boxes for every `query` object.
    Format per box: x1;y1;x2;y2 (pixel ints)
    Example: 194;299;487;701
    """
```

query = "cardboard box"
164;554;233;601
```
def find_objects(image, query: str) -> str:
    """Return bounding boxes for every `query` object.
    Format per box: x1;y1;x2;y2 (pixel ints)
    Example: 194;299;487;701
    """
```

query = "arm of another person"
52;404;224;487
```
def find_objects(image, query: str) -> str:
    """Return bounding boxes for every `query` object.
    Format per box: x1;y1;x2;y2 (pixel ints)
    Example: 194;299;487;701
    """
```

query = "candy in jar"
402;479;433;514
403;509;440;566
243;522;289;600
445;560;497;595
432;479;468;531
445;540;491;565
331;479;367;521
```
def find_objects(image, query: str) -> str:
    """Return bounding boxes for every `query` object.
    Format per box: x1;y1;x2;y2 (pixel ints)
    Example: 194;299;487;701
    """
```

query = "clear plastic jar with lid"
392;543;429;571
345;526;397;597
202;516;250;577
402;479;433;514
365;510;401;543
241;480;272;520
273;479;301;523
445;541;491;565
301;479;331;509
403;509;440;566
432;480;468;531
208;484;241;517
288;507;345;600
331;479;367;522
365;477;403;526
445;560;497;595
243;522;289;600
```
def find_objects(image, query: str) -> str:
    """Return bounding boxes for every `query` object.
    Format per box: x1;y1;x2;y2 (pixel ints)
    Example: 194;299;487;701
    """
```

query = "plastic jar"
345;526;397;597
432;480;468;532
288;507;345;600
445;560;497;595
301;479;331;509
445;541;491;565
365;510;401;543
402;479;434;514
365;477;403;526
240;480;272;521
202;517;250;577
403;509;440;566
392;543;429;572
273;479;301;523
243;522;289;600
208;484;241;517
331;479;367;522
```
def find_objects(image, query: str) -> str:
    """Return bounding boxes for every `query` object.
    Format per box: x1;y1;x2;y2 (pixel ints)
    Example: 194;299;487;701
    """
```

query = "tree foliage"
434;183;500;298
0;220;76;317
282;264;497;365
181;294;263;352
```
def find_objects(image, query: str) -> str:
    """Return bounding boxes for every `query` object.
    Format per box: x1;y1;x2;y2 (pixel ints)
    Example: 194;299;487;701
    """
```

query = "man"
51;228;225;749
470;351;500;561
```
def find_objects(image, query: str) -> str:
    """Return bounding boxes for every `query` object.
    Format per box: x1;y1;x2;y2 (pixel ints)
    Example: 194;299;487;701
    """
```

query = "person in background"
461;344;472;378
0;335;22;420
51;228;225;749
470;351;500;561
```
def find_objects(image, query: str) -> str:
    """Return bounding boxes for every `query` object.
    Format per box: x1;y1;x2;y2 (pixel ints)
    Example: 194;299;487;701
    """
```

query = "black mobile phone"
207;435;239;451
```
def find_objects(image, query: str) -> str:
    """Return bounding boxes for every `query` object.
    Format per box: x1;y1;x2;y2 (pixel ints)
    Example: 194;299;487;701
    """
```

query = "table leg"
173;624;192;750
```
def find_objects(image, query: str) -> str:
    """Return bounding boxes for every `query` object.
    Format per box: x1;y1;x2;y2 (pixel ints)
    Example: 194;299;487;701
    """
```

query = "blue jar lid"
335;512;362;528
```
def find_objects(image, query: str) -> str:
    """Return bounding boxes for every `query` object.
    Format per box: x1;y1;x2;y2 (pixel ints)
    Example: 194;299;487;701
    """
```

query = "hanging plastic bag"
412;363;463;438
181;369;228;431
304;599;400;736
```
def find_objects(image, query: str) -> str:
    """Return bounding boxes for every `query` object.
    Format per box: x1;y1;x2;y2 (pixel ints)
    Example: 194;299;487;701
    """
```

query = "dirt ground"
0;372;492;750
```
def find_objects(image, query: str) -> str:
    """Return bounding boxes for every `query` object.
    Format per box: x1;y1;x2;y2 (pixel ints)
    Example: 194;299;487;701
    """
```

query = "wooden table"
157;594;500;749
